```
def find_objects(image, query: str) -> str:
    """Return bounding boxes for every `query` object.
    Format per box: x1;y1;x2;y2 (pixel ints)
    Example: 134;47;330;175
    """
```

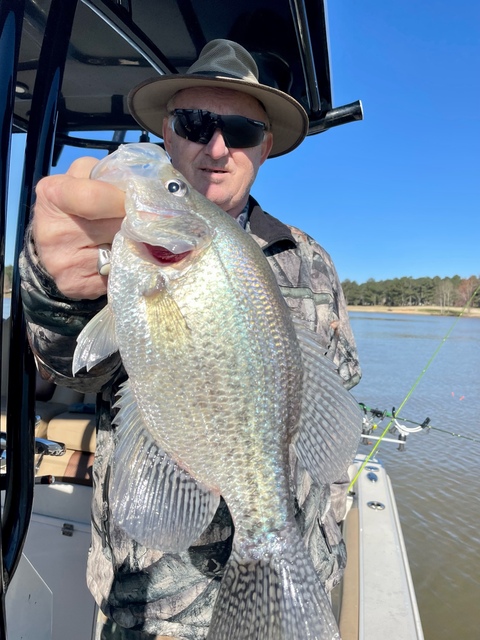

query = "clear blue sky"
7;0;479;284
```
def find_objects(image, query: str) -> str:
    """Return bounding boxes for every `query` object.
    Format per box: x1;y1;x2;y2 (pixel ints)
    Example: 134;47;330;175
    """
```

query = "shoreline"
4;293;479;318
347;304;480;318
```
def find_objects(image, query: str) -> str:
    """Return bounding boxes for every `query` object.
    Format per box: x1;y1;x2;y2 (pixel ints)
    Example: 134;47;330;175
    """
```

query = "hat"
128;39;309;158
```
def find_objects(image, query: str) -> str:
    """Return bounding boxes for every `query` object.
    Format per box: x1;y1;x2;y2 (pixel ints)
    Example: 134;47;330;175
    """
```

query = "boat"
336;453;424;640
0;0;422;637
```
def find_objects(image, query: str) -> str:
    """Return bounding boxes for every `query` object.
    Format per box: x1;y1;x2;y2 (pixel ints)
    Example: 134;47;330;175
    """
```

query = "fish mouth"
142;243;193;265
124;204;204;244
122;209;210;267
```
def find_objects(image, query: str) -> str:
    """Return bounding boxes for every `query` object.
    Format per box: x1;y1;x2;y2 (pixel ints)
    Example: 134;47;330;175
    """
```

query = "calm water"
349;312;480;640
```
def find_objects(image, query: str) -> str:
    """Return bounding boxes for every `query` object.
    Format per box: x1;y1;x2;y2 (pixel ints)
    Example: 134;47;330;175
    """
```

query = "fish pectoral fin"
110;381;220;552
144;286;190;337
72;305;118;375
293;320;362;486
207;531;339;640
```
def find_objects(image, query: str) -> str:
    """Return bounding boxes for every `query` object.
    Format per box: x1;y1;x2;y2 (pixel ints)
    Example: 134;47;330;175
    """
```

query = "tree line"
341;275;480;308
3;265;479;309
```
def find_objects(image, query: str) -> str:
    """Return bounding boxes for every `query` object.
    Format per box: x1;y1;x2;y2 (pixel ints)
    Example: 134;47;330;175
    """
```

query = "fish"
73;142;362;640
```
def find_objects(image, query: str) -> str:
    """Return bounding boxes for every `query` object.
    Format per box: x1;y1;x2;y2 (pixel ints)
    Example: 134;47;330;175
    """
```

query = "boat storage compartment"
5;483;96;640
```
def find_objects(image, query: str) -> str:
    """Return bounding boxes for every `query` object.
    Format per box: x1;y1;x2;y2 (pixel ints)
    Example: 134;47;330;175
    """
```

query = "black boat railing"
0;0;78;637
0;1;27;637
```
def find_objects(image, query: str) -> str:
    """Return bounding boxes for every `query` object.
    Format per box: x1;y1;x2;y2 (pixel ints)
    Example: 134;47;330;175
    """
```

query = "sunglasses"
171;109;267;149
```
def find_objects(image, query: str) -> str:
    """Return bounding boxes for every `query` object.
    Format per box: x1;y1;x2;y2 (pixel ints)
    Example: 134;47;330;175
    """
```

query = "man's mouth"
201;167;228;174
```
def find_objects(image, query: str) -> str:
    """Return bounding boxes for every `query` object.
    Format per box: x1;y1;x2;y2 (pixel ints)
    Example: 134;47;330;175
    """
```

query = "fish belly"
109;232;302;528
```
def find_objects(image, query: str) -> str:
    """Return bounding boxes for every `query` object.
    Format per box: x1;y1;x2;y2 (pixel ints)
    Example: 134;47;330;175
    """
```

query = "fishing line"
348;284;480;490
427;424;480;442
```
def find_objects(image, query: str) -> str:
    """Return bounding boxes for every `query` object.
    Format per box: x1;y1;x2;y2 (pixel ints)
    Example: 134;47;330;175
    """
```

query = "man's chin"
202;184;229;205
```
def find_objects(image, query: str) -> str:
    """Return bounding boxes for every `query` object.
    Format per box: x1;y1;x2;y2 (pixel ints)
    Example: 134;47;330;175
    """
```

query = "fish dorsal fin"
72;304;118;375
110;381;220;552
293;319;362;486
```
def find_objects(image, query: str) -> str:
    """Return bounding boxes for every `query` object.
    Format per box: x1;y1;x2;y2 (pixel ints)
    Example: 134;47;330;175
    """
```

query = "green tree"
363;278;382;306
342;279;362;305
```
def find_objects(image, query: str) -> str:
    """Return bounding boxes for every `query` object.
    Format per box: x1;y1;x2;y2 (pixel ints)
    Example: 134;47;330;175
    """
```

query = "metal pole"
0;1;26;636
2;0;78;597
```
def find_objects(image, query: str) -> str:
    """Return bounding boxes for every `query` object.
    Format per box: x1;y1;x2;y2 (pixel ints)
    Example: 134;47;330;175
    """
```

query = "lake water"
349;312;480;640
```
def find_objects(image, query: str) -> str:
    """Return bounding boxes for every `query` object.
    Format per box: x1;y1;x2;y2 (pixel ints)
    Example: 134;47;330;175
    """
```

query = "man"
20;40;361;639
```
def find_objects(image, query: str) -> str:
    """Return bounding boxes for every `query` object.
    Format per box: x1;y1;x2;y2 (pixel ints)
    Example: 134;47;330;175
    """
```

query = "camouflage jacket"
20;197;361;639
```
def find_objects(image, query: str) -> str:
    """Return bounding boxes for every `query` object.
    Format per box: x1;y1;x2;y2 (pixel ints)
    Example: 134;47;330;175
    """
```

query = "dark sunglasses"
171;109;267;149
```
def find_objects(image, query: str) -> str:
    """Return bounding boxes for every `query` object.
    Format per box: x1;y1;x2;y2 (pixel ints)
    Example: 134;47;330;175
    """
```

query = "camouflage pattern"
20;198;361;640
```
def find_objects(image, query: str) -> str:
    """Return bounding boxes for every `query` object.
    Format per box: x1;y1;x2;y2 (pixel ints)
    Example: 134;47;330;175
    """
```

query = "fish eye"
165;179;188;196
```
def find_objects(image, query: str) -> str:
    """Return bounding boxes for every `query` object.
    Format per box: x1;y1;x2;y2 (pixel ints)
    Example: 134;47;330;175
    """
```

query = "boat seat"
35;394;97;486
35;385;85;437
1;317;97;485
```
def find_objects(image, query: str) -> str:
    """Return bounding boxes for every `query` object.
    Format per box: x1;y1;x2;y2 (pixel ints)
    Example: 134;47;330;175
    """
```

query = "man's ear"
259;132;274;164
162;117;172;154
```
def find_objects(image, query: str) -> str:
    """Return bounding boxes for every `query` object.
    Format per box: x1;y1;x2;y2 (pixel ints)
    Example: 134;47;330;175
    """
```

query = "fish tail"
206;532;340;640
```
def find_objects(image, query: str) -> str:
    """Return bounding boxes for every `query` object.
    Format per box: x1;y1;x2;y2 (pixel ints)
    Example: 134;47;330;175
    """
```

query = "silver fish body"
74;143;361;640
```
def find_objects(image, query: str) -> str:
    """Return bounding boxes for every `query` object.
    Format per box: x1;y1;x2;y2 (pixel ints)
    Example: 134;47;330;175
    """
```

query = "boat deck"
336;455;425;640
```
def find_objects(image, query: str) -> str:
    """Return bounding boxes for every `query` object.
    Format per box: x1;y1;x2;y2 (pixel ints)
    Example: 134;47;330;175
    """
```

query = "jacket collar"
248;197;297;249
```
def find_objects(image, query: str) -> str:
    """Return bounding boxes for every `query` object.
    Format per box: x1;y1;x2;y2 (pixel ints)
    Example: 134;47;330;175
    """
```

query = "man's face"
162;87;273;218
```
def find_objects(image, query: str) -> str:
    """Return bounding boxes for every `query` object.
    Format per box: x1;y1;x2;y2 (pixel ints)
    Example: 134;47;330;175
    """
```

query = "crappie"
73;143;361;640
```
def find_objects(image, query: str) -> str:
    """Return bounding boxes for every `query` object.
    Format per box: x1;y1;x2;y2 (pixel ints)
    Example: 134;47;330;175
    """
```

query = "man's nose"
204;129;229;158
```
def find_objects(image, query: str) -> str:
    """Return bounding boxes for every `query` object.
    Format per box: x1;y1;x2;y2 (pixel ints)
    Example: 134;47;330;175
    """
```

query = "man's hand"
32;156;126;300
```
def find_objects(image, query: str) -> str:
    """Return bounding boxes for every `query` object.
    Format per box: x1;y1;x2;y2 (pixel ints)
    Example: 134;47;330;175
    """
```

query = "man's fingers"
65;156;100;178
36;173;126;221
28;156;128;300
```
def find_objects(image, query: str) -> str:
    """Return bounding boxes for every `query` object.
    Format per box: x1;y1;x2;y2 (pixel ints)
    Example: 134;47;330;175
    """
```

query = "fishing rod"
358;403;480;444
349;283;480;491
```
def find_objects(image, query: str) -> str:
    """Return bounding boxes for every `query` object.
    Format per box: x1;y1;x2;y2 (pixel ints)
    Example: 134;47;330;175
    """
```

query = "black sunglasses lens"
172;110;212;143
220;115;265;148
172;110;265;148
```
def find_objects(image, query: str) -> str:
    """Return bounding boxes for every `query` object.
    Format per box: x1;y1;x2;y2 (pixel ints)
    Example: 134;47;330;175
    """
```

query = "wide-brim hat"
128;39;309;158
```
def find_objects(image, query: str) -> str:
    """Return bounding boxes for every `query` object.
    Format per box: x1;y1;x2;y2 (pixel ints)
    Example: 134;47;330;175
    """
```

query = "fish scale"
111;233;297;529
73;142;361;640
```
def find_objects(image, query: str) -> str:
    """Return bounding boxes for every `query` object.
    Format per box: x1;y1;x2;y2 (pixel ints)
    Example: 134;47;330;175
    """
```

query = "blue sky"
7;0;479;283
